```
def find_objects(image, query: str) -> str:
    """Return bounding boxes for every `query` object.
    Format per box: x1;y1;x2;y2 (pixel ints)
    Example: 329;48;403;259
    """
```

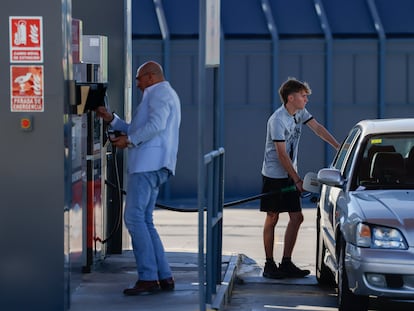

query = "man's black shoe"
278;260;310;278
123;280;160;296
262;261;286;279
159;277;175;291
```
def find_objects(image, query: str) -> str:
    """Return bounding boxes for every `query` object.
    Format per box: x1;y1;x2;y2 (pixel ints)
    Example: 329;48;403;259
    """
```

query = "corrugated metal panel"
131;0;414;197
376;0;414;36
132;0;161;37
132;0;414;38
322;0;376;37
163;0;198;37
269;0;323;37
221;0;269;37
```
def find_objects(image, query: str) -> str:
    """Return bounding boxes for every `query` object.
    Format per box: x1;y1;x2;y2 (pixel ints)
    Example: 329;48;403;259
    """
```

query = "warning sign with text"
10;66;44;112
9;16;43;63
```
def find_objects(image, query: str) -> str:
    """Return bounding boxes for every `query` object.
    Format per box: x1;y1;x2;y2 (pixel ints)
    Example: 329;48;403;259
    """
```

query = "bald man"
96;61;181;295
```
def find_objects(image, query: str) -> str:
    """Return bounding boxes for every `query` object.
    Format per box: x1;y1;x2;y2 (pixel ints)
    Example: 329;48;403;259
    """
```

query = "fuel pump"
71;26;111;273
71;82;106;273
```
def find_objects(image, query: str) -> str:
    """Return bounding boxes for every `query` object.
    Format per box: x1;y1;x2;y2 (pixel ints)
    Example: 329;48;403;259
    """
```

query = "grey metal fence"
198;147;225;311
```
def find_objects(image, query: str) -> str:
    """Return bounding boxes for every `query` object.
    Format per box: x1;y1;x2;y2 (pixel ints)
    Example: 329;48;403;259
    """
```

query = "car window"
333;127;360;172
356;133;414;190
343;139;359;180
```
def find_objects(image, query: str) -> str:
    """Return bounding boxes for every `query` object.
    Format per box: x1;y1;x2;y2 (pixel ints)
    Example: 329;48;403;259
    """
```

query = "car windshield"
355;133;414;190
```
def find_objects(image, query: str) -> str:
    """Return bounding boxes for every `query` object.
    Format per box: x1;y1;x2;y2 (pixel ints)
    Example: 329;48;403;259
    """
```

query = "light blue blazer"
110;81;181;175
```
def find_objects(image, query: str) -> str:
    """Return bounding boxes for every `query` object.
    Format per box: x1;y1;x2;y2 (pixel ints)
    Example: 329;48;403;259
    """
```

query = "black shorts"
260;175;301;213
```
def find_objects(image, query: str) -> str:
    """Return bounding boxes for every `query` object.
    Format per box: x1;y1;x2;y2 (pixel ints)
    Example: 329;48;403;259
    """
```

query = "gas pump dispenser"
71;22;110;273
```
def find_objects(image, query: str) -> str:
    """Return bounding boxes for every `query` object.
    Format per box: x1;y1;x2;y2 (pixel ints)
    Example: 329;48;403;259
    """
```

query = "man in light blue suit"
96;61;181;295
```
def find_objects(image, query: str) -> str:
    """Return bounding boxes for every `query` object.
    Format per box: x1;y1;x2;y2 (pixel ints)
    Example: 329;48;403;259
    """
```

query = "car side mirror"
317;168;345;187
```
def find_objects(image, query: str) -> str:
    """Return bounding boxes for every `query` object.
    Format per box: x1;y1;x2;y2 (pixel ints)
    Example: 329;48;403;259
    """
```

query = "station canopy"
132;0;414;39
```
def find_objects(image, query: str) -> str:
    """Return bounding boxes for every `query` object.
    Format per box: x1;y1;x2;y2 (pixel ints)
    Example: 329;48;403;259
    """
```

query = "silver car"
315;118;414;311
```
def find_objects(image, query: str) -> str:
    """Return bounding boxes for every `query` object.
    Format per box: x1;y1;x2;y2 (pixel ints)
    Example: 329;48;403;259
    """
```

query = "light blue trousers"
124;168;172;281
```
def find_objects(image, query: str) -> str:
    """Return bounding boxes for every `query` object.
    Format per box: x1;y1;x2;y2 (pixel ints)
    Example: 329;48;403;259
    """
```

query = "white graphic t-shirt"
261;104;313;179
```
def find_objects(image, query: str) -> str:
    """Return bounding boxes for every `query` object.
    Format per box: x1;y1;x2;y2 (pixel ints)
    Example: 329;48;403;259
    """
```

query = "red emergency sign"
10;65;44;112
9;16;43;63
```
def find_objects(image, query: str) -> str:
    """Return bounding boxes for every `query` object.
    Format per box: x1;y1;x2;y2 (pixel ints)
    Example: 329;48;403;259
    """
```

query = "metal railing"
198;147;225;311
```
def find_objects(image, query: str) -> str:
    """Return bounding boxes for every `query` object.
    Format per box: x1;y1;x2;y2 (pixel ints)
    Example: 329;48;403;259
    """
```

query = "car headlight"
356;223;408;249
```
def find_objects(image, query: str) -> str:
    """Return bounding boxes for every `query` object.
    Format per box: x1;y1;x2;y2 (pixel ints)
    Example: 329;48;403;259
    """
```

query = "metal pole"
153;0;170;78
261;0;279;112
213;59;224;149
198;0;207;310
124;0;133;120
314;0;333;166
206;161;214;302
367;0;386;119
153;0;172;200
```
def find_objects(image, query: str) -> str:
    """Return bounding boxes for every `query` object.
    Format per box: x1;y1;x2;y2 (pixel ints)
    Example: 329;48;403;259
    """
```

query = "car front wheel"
337;240;369;311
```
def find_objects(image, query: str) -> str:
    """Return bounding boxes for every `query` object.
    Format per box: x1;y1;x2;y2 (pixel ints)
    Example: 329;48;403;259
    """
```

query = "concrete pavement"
69;205;325;311
69;205;414;310
69;250;238;311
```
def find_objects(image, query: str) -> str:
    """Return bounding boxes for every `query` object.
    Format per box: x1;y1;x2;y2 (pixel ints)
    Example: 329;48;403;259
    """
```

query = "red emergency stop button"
21;116;33;131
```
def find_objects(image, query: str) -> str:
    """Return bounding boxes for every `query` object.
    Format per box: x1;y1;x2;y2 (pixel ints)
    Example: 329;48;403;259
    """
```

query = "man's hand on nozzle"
95;107;114;123
295;179;304;193
110;135;129;149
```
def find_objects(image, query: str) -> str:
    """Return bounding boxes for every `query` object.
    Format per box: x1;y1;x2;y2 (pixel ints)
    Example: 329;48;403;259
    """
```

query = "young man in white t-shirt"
261;78;340;279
